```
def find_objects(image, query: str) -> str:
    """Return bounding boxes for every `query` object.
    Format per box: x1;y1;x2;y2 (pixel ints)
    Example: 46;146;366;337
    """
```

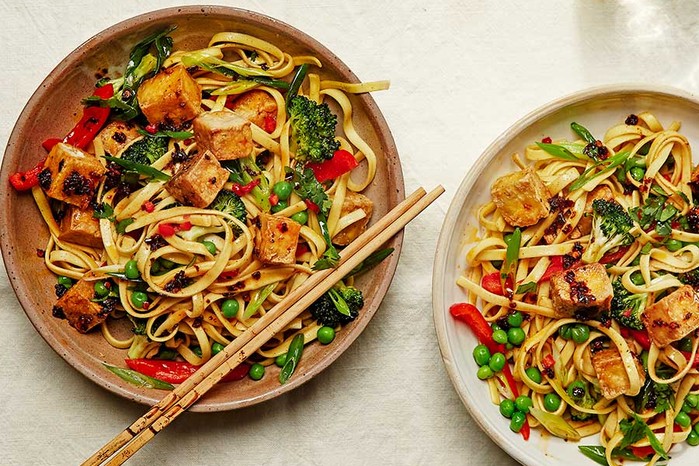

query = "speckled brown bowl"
0;6;403;411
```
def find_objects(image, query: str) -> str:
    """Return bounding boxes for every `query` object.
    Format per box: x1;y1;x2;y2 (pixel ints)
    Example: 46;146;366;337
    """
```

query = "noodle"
457;113;699;464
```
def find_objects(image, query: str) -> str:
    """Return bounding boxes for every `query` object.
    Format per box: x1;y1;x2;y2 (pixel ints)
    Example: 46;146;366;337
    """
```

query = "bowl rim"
0;5;404;411
431;83;699;465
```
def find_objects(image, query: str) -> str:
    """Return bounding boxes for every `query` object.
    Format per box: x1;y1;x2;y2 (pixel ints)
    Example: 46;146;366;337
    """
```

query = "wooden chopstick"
84;185;444;465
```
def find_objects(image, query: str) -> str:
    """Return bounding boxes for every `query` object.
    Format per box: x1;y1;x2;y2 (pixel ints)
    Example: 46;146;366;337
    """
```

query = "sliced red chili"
158;223;177;237
230;178;260;196
304;199;320;214
263;114;277;133
125;358;250;384
142;201;155;213
599;246;630;264
9;160;45;191
539;256;564;283
269;193;279;206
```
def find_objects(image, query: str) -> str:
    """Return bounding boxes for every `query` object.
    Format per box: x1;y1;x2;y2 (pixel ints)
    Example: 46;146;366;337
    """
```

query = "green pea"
130;291;148;308
515;395;533;413
499;399;515;418
525;367;542;384
94;281;109;297
472;344;491;366
201;240;217;255
489;353;506;372
571;325;590;344
221;299;240;318
249;363;265;381
630;166;645;182
271;200;289;213
290;210;308;225
507;327;526;346
665;239;683;252
491;323;502;332
630;271;645;286
509;411;526;433
688;430;699;446
630;255;641;266
272;181;293;201
57;276;73;288
544;393;561;412
492;329;508;345
124;260;140;279
506;342;514;350
682;403;693;413
685;393;699;408
507;311;524;328
675;411;691;428
678;338;694;353
567;380;587;401
317;326;335;344
150;260;162;275
212;342;225;355
275;353;288;367
558;324;572;340
477;365;494;380
160;258;176;269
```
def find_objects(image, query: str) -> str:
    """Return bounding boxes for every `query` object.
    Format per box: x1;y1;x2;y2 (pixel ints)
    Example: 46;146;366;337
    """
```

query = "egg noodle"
31;32;388;369
458;113;699;465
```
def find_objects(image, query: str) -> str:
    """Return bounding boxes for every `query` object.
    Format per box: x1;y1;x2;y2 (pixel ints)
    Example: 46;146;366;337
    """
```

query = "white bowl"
432;85;699;466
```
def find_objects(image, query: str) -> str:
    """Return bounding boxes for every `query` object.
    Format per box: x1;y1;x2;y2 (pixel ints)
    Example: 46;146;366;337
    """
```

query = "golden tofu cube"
58;206;103;248
641;285;699;347
137;64;201;126
40;143;106;209
576;185;614;236
227;90;277;130
550;263;613;319
332;192;373;246
193;111;253;160
165;151;228;208
52;278;110;333
95;120;141;156
255;212;301;265
491;167;551;227
591;348;645;399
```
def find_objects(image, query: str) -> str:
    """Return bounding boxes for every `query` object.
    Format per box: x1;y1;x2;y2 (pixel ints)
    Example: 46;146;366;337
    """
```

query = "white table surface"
1;1;697;465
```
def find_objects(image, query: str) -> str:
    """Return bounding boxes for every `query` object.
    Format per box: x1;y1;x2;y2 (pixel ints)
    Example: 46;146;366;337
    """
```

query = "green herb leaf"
516;281;537;294
640;243;653;255
578;446;609;466
93;202;115;220
347;247;395;277
136;129;193;139
106;271;145;283
103;363;173;390
279;333;304;384
116;218;135;234
103;155;171;181
618;414;668;459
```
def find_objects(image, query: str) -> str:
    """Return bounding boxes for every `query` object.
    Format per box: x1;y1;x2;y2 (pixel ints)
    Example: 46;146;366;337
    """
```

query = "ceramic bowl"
432;85;699;465
0;5;403;412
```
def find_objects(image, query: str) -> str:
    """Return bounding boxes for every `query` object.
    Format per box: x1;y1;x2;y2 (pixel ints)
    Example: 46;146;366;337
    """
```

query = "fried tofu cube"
591;348;645;399
641;285;699;347
40;143;106;209
58;206;103;248
332;192;373;246
491;167;551;227
193;111;253;160
165;150;228;208
137;64;201;126
255;212;301;265
227;90;277;130
550;263;613;319
52;278;109;333
576;185;614;236
95;120;141;156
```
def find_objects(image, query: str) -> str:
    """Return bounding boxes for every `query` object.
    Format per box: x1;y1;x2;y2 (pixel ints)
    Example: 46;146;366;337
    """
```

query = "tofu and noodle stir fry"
15;28;391;385
452;113;699;465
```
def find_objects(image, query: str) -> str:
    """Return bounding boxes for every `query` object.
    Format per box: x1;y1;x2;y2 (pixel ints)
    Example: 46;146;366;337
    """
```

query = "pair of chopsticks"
83;185;444;466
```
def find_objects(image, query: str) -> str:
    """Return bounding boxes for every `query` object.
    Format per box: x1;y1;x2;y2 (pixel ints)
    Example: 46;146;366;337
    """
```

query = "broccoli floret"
210;190;246;226
121;135;169;165
288;95;340;163
567;379;599;421
309;281;364;327
582;199;635;263
610;279;647;330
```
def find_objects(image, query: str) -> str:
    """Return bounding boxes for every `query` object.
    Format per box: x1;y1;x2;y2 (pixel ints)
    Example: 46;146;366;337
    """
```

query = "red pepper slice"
630;446;655;459
304;199;320;214
306;150;359;183
142;201;155;213
599;245;630;264
158;223;177;237
449;303;529;439
42;83;115;152
9;160;45;191
269;193;279;206
178;221;192;231
542;354;556;370
295;242;310;257
231;178;260;196
620;327;651;351
125;358;250;384
481;272;504;296
263;114;277;133
539;256;564;283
